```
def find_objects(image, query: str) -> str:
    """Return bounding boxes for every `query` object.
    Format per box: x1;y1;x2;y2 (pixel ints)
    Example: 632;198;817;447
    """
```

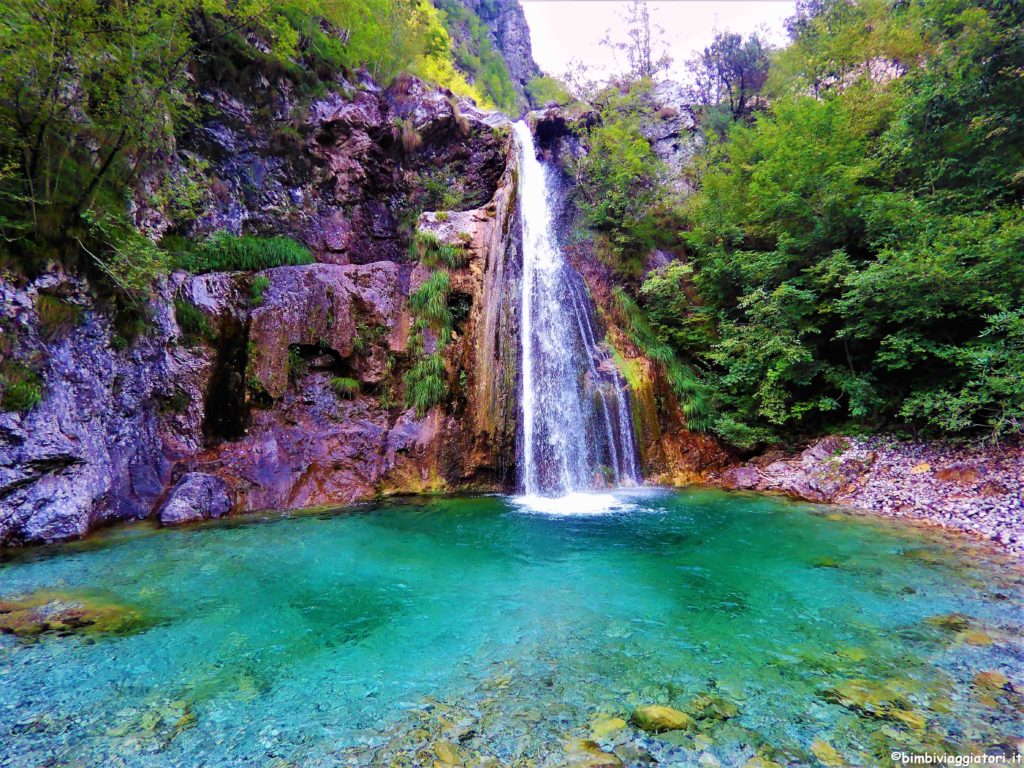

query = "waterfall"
514;121;641;498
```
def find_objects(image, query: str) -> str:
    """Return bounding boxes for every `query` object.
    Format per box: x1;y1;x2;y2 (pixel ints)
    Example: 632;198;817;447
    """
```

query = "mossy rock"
0;590;148;639
630;705;696;733
686;693;740;722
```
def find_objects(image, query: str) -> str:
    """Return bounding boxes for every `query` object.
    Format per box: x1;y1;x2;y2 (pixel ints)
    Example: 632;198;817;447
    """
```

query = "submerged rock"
630;705;696;733
0;591;147;638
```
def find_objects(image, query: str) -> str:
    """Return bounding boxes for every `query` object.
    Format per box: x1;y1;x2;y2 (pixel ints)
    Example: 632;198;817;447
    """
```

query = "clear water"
515;121;640;494
1;489;1022;767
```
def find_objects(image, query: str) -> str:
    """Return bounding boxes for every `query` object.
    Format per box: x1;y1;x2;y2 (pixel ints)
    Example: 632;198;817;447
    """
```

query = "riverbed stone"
0;591;146;638
630;705;696;733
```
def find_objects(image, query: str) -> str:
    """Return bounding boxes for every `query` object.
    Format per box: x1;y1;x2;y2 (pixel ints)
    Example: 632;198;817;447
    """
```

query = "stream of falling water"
514;121;640;507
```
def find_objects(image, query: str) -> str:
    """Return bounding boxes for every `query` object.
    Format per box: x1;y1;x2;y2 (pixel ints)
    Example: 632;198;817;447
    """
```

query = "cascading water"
514;121;641;500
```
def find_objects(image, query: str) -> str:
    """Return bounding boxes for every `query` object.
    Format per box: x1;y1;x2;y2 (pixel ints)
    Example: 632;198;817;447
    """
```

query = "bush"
404;353;447;416
176;232;313;273
526;76;572;107
574;83;665;271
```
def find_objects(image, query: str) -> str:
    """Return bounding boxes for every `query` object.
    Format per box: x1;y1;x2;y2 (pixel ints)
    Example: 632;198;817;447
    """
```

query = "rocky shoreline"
714;435;1024;556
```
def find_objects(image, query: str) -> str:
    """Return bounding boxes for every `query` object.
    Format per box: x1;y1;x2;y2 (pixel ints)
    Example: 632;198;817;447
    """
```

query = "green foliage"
413;231;468;269
330;376;360;398
0;0;486;294
0;360;43;413
174;298;215;345
408;270;453;341
526;76;573;107
403;269;453;414
574;82;665;272
249;275;271;307
35;295;83;341
177;233;313;274
613;288;712;432
404;352;447;416
647;0;1024;446
436;0;518;113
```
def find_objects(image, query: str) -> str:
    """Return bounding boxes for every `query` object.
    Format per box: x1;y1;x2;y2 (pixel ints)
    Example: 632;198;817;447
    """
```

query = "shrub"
330;376;360;398
526;76;573;107
0;361;43;413
176;232;313;273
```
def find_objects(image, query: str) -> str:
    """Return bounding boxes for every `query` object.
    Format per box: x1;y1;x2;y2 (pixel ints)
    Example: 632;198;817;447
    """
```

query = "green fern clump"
0;360;43;413
413;231;468;269
330;376;360;398
404;353;447;416
176;232;313;274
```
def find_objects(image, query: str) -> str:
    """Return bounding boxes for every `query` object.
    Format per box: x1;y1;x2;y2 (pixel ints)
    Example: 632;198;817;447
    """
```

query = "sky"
520;1;796;84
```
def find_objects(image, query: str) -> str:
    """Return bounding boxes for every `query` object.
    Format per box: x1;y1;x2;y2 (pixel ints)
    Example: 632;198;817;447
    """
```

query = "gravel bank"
713;435;1024;555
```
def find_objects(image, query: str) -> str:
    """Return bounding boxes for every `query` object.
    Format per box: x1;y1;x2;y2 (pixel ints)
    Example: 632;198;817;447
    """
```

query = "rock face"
453;0;541;111
0;272;189;545
0;98;523;543
715;436;1024;555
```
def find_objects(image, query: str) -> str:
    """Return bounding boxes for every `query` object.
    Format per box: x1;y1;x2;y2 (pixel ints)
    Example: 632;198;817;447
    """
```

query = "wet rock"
630;705;696;733
157;473;232;526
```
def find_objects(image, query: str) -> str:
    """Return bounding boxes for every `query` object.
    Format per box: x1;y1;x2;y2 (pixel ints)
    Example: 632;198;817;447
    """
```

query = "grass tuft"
175;233;313;274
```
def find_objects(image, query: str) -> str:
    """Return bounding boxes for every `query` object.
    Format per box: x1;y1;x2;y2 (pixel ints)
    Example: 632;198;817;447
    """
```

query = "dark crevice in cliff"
202;316;251;444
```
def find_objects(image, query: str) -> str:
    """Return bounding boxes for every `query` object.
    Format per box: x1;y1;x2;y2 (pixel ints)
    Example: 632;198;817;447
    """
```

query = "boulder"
157;473;232;525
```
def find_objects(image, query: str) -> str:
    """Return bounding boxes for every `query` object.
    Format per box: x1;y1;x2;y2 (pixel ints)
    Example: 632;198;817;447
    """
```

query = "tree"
686;31;771;126
601;0;672;83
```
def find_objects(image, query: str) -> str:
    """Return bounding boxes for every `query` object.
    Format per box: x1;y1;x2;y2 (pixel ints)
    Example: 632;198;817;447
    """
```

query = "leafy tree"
601;0;672;82
640;0;1024;445
686;32;771;130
